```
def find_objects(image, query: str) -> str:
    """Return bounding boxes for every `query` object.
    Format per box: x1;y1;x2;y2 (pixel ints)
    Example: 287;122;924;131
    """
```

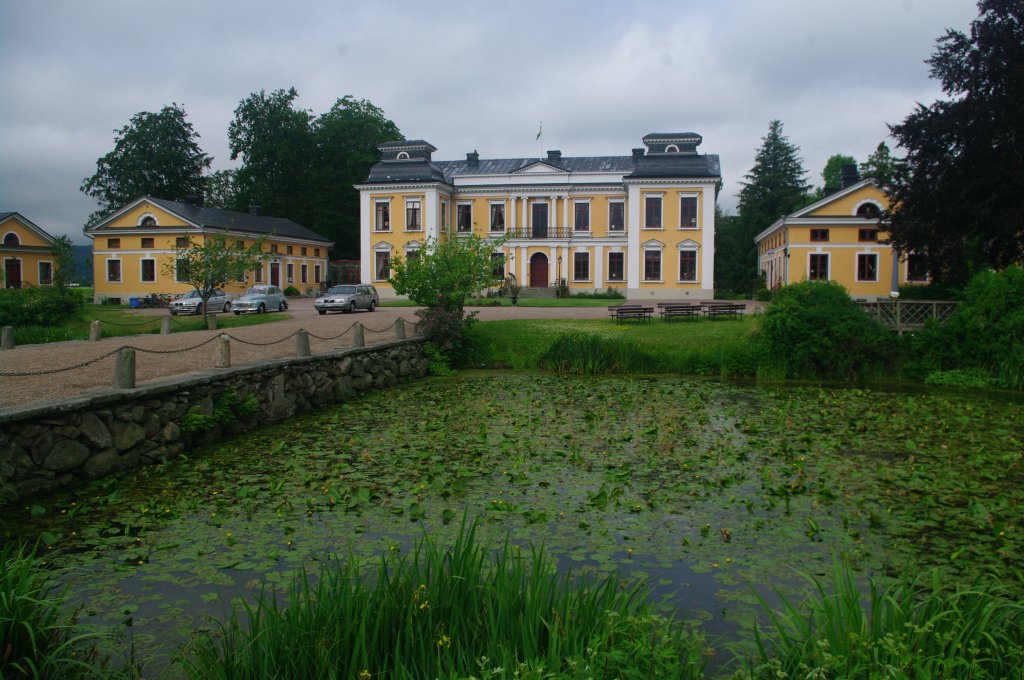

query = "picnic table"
701;302;745;320
658;303;701;321
608;304;654;323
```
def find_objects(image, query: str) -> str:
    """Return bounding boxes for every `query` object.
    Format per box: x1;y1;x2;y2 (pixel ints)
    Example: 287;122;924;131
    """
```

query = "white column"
594;244;604;288
701;184;715;295
563;193;569;235
551;195;558;236
360;191;372;285
425;190;438;241
627;184;641;290
520;245;528;284
509;196;517;233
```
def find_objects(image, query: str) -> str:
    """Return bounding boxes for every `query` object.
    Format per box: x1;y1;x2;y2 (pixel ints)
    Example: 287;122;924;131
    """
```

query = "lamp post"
557;255;563;297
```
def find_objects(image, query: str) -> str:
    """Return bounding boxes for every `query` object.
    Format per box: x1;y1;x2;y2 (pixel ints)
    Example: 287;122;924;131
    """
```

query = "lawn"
381;297;622;308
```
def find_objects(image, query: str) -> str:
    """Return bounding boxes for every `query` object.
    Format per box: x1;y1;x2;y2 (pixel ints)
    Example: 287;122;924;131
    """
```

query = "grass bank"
468;317;761;377
382;297;621;308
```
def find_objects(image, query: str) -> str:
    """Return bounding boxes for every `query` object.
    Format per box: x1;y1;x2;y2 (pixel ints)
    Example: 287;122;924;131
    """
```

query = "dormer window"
396;152;410;160
665;144;679;153
856;203;882;219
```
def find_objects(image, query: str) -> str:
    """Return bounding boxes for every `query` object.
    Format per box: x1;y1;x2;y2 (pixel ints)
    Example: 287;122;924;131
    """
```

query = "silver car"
169;288;231;315
232;285;289;315
314;284;379;314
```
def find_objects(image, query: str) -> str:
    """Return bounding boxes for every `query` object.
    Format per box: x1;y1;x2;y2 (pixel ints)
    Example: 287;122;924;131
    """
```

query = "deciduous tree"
81;104;212;226
887;0;1024;283
165;232;267;322
859;142;897;187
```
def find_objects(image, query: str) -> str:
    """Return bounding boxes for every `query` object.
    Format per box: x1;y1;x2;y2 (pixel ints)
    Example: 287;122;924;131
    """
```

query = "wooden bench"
702;303;745;320
660;304;701;321
610;305;653;323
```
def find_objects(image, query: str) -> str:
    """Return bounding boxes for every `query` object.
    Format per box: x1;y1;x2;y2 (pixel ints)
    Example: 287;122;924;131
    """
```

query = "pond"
6;372;1023;676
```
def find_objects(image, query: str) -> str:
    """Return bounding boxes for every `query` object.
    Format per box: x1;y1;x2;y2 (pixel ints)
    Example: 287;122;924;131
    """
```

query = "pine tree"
859;142;897;187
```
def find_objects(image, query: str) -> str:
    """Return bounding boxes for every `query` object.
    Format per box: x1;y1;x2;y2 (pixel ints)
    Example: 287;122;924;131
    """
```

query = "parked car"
232;285;288;314
169;288;231;315
314;284;379;314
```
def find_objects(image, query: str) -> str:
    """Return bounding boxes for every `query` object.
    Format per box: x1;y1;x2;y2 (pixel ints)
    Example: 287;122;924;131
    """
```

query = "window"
680;196;698;228
406;200;421;231
3;233;19;246
301;264;308;284
286;263;294;283
644;250;661;281
859;229;879;242
440;201;448;230
141;258;156;282
573;252;590;281
644;196;662;228
301;247;307;256
531;203;548;237
141;237;154;249
271;244;278;254
490;204;505;232
407;250;420;264
607;252;624;281
856;253;878;282
491;252;505;279
810;229;829;242
574;203;590;232
107;238;120;248
106;259;122;282
375;251;391;280
38;262;53;285
140;216;157;227
679;250;697;282
254;266;263;283
315;248;320;257
375;201;391;231
175;258;190;282
856;203;881;218
907;254;928;282
287;246;293;255
457;204;472;232
609;201;624;231
809;253;829;280
176;237;189;248
314;265;321;284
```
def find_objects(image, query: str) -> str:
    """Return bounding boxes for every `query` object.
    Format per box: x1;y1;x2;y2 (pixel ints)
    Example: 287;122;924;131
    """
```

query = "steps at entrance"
518;287;557;298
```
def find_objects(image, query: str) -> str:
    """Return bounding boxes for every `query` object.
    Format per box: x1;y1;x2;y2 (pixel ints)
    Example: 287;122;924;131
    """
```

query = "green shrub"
570;287;626;299
1;544;111;678
755;287;772;302
0;287;84;327
745;558;1024;679
180;520;706;679
755;281;894;380
898;282;962;300
283;285;301;297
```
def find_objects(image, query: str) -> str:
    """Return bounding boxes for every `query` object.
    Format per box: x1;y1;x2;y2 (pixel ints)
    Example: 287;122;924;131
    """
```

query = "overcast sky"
1;0;979;243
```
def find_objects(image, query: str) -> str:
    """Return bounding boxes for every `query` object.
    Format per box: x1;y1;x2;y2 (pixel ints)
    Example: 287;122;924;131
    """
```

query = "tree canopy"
165;232;267;320
887;0;1024;284
716;120;810;293
81;103;212;226
859;142;897;187
821;154;858;190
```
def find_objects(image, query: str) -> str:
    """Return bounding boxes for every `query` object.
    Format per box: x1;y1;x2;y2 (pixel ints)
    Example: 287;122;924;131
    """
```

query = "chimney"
840;164;860;189
546;150;562;162
632;148;645;161
184;193;205;207
249;204;261;216
466;150;479;166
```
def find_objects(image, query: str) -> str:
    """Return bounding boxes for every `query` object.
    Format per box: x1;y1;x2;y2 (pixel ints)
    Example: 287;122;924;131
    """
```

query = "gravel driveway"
0;298;620;410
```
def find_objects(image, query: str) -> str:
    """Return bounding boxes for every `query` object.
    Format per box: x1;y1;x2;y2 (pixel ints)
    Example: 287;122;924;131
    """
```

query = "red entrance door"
270;263;280;286
529;253;548;288
4;259;21;288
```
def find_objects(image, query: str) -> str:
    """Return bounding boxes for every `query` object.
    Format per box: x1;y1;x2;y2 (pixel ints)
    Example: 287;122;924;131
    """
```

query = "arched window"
856;203;881;218
665;144;679;153
396;152;410;160
3;233;20;247
141;216;156;227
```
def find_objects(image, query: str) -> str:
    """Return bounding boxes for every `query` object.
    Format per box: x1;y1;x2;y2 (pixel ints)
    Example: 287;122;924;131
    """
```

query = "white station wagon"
232;285;289;314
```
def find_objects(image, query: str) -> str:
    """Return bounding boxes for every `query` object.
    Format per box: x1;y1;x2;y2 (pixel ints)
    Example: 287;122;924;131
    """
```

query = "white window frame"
572;251;590;282
374;249;392;281
643;194;663;230
607;250;625;282
137;212;159;227
679;195;699;230
405;198;422;232
440;200;449;231
286;263;295;283
374;199;391;232
905;253;929;283
456;202;473;233
573;200;591;233
489;202;506;232
106;258;122;283
253;264;264;284
855;252;879;282
175;258;191;282
643;241;664;282
301;264;308;284
139;257;157;283
677;247;699;283
314;264;321;284
608;200;625;232
38;260;54;285
808;252;830;281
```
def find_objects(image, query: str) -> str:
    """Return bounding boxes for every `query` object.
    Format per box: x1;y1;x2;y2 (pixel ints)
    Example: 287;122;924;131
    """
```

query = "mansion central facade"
358;133;721;299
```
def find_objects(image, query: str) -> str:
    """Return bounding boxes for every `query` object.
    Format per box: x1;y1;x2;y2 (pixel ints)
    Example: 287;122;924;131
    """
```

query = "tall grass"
180;520;706;679
743;558;1024;678
1;544;111;679
539;333;657;374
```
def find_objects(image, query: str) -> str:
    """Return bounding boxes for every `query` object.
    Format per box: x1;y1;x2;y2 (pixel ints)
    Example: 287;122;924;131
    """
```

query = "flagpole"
536;121;543;158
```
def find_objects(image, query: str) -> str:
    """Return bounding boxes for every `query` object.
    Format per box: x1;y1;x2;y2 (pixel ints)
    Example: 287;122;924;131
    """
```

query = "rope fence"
0;317;420;383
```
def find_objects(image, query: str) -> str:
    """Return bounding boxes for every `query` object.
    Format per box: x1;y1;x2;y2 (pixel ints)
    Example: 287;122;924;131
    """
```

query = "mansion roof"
146;198;331;243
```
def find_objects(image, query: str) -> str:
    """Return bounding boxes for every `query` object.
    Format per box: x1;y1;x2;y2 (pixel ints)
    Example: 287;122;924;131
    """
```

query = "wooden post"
161;316;172;334
395;318;406;340
1;326;14;350
296;329;310;357
207;314;217;331
114;348;135;388
352;322;364;348
89;320;102;341
215;334;231;368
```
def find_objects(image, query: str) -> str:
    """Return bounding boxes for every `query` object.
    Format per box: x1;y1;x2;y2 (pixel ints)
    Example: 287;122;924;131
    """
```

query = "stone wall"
0;339;428;505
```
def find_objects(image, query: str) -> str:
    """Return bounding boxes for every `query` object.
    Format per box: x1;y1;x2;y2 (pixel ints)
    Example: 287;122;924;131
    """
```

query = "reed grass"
743;558;1024;678
180;520;706;679
1;544;110;679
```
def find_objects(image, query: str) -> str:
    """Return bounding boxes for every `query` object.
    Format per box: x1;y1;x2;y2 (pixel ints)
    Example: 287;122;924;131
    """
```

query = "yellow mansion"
85;197;332;304
755;168;927;299
357;134;722;299
2;212;59;289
